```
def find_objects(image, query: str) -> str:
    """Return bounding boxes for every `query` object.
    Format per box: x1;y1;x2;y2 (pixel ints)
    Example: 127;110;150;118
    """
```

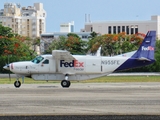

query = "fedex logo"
60;60;84;68
142;46;154;51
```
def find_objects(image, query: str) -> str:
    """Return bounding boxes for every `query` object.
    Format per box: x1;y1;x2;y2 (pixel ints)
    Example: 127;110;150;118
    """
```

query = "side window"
42;59;49;64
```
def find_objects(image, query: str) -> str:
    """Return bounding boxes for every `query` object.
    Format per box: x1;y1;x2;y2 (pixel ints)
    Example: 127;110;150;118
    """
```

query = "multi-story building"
0;2;46;38
60;21;74;32
83;15;160;38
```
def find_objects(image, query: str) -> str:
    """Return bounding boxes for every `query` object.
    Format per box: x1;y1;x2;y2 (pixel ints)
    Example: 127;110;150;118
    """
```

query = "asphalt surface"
0;83;160;119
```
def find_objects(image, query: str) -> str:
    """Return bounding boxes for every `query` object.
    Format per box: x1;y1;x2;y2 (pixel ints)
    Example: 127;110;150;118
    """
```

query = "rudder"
131;31;156;61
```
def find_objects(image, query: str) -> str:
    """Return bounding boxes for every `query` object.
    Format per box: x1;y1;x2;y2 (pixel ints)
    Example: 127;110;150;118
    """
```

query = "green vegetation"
1;76;160;84
81;76;160;83
0;24;37;73
44;33;88;55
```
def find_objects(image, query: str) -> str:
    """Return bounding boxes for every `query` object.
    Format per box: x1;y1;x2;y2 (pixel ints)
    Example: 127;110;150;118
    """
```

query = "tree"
67;33;80;39
88;32;143;56
44;36;67;54
45;33;88;55
65;33;87;55
0;25;36;73
0;24;14;38
90;31;98;38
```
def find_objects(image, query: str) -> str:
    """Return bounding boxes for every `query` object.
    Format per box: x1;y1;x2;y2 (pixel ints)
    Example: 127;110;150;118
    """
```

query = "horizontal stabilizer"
52;50;76;60
136;57;151;62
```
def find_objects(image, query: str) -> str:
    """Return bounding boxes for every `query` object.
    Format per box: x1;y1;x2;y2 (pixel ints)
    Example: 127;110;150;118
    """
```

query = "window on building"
108;26;111;34
118;26;121;33
122;26;125;32
126;26;129;34
91;27;93;32
41;35;54;39
43;13;45;17
131;26;134;34
39;19;42;23
27;19;29;24
82;36;87;38
135;25;138;33
113;26;116;34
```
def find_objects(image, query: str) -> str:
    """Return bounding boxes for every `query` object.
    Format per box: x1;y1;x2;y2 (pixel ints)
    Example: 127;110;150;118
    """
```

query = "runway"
0;83;160;119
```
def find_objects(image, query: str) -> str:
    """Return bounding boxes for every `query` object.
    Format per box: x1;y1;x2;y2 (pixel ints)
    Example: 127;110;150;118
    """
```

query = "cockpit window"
31;56;44;64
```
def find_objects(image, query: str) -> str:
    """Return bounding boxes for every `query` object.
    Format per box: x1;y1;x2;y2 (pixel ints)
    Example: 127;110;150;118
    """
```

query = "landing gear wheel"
68;81;71;87
14;81;21;88
61;80;71;88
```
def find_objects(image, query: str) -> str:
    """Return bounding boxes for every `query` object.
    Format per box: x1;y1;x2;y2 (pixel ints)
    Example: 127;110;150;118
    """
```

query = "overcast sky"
1;0;160;32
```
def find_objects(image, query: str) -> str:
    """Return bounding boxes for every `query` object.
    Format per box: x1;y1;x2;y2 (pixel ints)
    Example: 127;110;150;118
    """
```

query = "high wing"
52;50;76;75
52;50;76;60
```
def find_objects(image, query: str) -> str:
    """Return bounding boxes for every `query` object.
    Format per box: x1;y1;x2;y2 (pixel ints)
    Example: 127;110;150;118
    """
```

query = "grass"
81;76;160;83
0;76;160;84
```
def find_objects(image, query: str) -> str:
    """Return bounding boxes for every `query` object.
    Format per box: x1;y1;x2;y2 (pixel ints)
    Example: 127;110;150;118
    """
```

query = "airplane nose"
3;64;10;70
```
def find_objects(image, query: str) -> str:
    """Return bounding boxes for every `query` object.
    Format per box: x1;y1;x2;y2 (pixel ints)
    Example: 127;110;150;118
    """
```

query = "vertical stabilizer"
115;31;156;71
131;31;156;61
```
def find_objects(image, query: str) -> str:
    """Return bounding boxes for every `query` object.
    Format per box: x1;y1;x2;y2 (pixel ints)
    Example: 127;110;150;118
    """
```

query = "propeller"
3;55;11;81
8;55;11;81
3;63;11;81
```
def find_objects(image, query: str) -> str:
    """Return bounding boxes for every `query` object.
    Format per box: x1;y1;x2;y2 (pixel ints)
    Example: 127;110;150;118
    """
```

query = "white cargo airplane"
3;31;156;88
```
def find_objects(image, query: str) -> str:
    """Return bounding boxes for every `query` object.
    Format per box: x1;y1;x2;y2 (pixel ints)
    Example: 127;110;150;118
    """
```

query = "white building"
60;21;74;32
84;15;160;38
0;2;46;54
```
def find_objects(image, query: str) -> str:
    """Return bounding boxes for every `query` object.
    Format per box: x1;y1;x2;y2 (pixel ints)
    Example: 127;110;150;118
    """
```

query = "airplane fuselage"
8;54;153;81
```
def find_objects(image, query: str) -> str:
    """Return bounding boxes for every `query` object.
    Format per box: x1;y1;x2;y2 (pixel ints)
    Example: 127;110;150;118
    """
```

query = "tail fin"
115;31;156;71
95;46;101;56
131;31;156;61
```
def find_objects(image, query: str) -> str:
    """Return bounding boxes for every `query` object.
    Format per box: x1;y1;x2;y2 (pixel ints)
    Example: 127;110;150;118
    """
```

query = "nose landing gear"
14;79;21;88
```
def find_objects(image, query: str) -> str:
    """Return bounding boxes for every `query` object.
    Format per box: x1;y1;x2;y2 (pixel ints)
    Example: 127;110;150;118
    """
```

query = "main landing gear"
61;74;71;88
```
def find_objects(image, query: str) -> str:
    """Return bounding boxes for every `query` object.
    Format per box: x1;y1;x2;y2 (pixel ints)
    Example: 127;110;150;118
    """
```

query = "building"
40;32;92;54
60;21;74;32
0;2;46;38
83;15;160;38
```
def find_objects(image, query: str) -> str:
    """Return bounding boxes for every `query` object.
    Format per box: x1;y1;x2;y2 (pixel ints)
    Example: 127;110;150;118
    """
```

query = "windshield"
31;56;44;64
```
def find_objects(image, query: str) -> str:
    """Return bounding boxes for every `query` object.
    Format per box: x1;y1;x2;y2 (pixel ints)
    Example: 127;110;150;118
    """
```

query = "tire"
14;81;21;88
68;81;71;87
61;80;70;88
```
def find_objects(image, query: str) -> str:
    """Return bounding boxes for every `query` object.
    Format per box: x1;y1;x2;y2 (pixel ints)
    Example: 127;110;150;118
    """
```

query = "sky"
1;0;160;32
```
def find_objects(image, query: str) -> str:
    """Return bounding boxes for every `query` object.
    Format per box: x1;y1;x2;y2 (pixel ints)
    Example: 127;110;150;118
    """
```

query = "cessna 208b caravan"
3;31;156;88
